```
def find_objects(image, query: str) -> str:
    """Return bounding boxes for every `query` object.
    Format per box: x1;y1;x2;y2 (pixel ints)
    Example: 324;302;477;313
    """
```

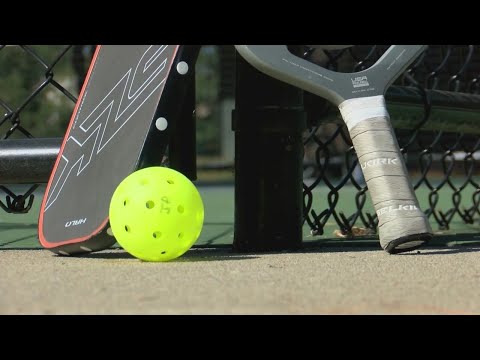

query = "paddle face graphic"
39;45;199;255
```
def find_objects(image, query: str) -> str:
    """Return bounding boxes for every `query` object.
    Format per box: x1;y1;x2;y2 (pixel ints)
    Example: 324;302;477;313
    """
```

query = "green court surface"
0;185;236;250
1;183;480;251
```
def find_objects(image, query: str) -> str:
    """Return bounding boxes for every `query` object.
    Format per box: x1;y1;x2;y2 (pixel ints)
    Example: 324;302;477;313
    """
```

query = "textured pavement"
1;246;480;315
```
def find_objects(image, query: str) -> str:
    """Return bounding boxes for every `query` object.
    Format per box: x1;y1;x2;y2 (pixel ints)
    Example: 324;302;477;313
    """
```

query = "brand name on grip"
65;218;87;227
361;158;398;169
377;205;418;216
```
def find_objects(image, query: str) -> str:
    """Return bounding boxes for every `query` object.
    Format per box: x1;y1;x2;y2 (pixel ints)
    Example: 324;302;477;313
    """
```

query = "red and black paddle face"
39;45;199;255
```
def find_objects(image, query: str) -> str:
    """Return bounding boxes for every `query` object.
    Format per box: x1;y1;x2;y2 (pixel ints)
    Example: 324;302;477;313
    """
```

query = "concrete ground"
1;246;480;315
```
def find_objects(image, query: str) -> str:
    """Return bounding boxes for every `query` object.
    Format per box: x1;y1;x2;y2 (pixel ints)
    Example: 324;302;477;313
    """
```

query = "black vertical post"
232;46;306;252
169;66;197;181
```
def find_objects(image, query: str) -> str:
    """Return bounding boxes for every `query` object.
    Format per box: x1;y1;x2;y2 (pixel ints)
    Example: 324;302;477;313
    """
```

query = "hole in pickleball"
161;251;167;255
153;231;162;239
177;205;184;214
146;200;155;209
125;225;131;233
178;232;184;239
167;179;174;185
123;199;128;206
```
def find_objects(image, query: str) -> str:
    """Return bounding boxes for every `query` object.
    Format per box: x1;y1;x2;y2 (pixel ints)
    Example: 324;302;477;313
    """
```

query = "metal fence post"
232;46;307;252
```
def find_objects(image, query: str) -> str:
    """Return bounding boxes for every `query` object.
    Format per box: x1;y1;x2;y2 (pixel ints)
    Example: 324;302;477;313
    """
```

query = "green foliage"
0;45;77;138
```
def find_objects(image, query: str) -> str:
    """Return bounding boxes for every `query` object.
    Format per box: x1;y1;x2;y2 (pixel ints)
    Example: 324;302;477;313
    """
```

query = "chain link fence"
302;45;480;239
1;45;479;241
0;45;89;213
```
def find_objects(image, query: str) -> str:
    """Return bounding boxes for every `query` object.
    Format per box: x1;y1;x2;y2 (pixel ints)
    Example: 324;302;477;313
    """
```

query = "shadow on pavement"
399;246;480;256
3;238;480;258
75;247;260;262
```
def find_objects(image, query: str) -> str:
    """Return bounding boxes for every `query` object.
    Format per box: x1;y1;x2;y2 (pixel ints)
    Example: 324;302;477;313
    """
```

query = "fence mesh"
302;45;480;239
0;45;94;213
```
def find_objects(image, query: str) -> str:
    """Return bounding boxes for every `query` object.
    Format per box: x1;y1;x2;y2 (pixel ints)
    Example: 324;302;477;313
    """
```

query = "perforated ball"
109;167;204;262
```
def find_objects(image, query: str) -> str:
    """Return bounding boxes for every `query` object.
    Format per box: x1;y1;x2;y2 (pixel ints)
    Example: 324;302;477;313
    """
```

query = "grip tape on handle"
339;96;432;253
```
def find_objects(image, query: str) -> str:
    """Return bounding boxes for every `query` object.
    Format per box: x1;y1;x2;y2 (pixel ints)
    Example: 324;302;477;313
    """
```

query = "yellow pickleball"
109;167;204;262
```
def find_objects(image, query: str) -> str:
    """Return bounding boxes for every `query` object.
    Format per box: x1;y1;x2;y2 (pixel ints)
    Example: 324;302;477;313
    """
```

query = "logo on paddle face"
351;76;369;88
65;218;87;227
45;45;174;212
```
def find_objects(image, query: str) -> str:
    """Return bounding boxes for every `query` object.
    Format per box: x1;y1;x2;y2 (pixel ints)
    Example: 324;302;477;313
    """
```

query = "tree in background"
0;45;77;138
